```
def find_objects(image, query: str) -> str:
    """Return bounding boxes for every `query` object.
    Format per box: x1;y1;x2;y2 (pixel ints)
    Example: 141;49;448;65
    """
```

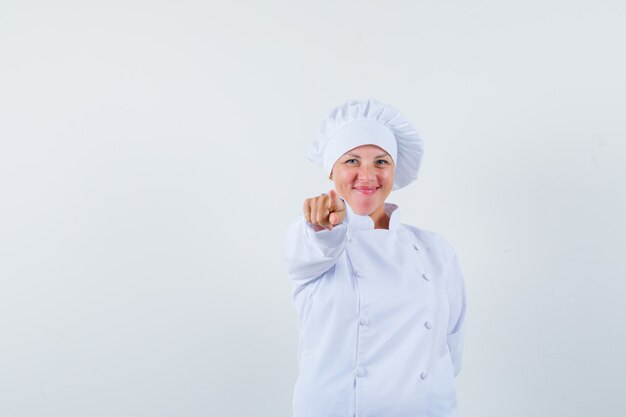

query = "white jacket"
283;200;468;417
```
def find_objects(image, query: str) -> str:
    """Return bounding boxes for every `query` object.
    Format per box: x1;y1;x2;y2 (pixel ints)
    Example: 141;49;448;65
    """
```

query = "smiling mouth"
354;186;379;196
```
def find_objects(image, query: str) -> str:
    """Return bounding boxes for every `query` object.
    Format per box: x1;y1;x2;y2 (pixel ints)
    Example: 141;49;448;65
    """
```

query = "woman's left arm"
445;251;468;377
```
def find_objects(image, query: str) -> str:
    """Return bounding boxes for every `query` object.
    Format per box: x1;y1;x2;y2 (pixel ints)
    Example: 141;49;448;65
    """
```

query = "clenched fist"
303;189;347;231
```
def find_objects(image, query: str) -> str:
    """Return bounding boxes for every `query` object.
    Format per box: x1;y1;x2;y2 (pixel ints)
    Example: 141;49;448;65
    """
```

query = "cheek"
333;176;348;191
337;171;356;184
379;170;394;185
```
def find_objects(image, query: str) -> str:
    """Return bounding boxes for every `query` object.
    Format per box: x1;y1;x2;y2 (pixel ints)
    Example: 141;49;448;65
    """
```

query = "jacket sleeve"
282;215;349;292
444;251;468;377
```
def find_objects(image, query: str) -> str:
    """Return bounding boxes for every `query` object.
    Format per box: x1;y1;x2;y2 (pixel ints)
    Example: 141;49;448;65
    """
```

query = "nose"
357;164;375;180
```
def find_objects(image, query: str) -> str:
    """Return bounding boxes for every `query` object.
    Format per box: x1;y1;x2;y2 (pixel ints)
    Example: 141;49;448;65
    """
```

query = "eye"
376;159;390;165
344;159;358;165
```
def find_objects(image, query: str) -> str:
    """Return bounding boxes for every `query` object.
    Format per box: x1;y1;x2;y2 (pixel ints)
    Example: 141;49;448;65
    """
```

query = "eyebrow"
345;153;390;159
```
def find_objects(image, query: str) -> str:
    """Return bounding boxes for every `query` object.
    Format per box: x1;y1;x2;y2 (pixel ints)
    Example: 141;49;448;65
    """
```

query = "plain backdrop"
1;1;625;416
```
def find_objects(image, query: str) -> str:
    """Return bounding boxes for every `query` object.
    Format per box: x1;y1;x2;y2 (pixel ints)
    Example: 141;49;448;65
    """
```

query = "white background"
1;1;625;416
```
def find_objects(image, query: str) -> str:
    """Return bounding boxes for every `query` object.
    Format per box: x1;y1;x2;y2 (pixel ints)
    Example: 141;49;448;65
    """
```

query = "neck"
369;203;390;230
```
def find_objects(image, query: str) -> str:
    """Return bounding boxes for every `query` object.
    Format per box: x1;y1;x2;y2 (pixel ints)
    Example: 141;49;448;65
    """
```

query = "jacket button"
413;243;420;251
422;273;430;281
347;235;352;243
424;321;432;330
353;270;362;278
359;316;369;325
420;371;428;380
355;367;366;377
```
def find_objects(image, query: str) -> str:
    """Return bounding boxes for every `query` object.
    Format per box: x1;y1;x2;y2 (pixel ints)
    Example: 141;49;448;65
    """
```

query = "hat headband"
322;120;398;175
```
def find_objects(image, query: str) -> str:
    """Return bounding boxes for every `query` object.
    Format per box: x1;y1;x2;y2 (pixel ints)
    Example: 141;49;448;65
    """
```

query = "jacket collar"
342;198;400;231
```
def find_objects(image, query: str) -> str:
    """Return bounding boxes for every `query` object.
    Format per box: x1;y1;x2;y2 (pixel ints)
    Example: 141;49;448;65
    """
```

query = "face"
331;144;395;216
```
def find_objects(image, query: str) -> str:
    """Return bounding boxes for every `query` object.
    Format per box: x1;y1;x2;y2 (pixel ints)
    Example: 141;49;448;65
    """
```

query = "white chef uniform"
283;199;467;417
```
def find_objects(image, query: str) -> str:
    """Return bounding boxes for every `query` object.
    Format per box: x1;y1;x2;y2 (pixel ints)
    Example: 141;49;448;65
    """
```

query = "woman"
283;98;467;417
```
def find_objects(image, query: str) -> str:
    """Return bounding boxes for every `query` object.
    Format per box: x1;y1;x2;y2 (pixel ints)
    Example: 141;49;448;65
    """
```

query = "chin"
348;198;380;216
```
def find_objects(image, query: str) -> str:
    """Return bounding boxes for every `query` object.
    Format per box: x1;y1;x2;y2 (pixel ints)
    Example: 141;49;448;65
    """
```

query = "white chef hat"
307;98;424;191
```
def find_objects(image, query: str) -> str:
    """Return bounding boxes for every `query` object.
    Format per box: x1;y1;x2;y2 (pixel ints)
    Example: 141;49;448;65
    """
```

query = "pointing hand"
302;189;347;231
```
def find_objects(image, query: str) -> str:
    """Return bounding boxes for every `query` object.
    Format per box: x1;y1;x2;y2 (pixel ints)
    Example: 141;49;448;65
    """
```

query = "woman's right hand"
303;189;346;231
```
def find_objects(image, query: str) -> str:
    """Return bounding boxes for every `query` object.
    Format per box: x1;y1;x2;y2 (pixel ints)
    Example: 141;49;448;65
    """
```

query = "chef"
282;98;468;417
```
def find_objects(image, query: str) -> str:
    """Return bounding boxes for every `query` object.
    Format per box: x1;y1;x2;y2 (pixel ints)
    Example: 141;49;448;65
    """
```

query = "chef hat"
307;98;424;191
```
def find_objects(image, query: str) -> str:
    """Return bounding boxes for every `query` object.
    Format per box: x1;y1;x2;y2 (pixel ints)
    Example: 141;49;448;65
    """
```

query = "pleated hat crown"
307;98;424;191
